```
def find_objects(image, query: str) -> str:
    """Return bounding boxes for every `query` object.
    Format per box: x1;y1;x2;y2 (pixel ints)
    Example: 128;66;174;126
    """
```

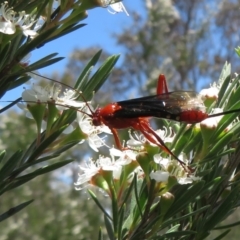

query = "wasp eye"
92;117;101;126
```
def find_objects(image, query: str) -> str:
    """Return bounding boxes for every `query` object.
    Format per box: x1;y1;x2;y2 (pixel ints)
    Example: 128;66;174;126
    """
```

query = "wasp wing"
114;91;205;121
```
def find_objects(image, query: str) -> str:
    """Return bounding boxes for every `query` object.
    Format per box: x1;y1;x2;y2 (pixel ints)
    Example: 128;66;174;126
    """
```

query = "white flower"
74;159;101;189
22;84;87;109
74;155;123;189
150;171;169;183
127;127;175;151
178;175;201;185
77;110;111;152
20;84;88;135
0;2;39;37
199;83;219;101
56;89;86;109
108;2;129;16
153;153;200;185
22;84;61;103
127;130;145;148
74;147;139;189
155;127;175;144
109;147;137;165
0;2;16;34
154;154;171;166
19;14;38;38
87;133;107;152
200;108;224;129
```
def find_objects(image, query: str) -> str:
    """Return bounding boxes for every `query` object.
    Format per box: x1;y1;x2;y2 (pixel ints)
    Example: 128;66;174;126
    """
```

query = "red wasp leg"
137;118;190;171
110;127;124;149
157;74;169;94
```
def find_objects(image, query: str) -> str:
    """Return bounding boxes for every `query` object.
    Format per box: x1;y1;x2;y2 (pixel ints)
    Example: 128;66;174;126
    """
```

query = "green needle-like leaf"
0;150;23;182
27;125;67;162
104;214;115;240
88;190;112;221
0;199;34;222
212;230;231;240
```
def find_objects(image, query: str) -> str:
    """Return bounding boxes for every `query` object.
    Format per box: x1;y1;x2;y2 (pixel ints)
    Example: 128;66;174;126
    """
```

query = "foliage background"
1;0;240;239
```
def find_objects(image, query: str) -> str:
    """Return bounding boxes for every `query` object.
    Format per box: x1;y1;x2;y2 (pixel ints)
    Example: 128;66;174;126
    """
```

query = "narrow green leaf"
212;101;240;137
173;125;191;155
44;24;86;44
0;150;23;182
76;66;93;100
27;125;67;162
25;57;64;72
162;230;196;238
104;214;115;240
0;199;34;222
208;132;233;157
166;181;205;217
98;228;103;240
51;142;79;155
203;188;239;231
8;76;31;90
226;83;240;107
0;150;6;165
133;174;143;218
0;41;11;70
212;230;231;240
74;50;102;91
166;224;180;233
19;132;46;164
119;176;135;213
0;97;22;113
217;62;231;104
158;205;210;230
184;131;202;155
0;82;11;98
61;10;87;27
26;53;59;69
170;123;187;147
16;160;74;180
8;34;24;64
85;54;120;95
201;149;235;164
2;178;34;193
87;190;112;220
34;0;50;20
214;220;240;230
196;177;222;197
16;26;59;59
3;160;73;192
118;204;125;240
10;154;61;177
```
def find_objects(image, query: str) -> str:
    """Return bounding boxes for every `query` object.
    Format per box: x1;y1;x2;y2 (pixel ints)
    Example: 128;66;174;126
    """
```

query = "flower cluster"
152;154;200;184
0;1;41;37
20;82;112;150
21;83;86;108
74;148;137;190
74;129;199;196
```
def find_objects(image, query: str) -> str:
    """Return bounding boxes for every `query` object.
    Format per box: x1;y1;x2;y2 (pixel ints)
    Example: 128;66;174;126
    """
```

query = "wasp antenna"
75;89;95;116
208;108;240;118
30;71;80;94
29;71;95;115
0;100;92;118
